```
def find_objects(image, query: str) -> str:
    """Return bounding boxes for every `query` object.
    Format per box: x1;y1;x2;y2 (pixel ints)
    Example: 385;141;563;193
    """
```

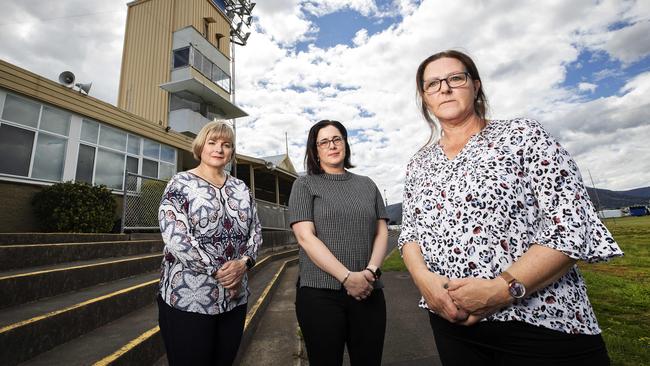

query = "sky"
1;0;649;204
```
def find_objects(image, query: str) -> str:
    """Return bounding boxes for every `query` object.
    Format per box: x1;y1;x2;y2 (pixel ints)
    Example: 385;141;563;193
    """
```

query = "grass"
384;216;650;365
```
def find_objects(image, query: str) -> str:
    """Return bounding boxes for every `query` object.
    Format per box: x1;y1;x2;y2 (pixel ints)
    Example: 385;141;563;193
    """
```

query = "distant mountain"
585;186;650;210
385;186;650;220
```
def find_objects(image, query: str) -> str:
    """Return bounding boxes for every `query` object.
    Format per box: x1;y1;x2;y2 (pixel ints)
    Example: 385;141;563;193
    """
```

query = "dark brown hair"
304;120;354;175
415;50;489;144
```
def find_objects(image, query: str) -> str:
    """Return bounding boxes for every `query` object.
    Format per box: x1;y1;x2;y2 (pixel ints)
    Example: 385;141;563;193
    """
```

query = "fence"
121;172;168;233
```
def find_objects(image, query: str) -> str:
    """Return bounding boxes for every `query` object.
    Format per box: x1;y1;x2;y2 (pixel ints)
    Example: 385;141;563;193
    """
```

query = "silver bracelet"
341;271;351;285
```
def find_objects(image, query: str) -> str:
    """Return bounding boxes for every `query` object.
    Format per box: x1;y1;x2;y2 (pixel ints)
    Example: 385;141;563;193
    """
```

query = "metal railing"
121;172;168;233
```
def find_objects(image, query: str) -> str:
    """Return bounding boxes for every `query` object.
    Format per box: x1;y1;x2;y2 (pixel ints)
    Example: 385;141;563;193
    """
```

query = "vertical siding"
117;0;232;127
173;0;231;57
117;0;173;127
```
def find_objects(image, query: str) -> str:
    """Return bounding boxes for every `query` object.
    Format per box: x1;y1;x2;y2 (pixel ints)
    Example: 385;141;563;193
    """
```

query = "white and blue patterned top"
158;171;262;315
398;118;623;334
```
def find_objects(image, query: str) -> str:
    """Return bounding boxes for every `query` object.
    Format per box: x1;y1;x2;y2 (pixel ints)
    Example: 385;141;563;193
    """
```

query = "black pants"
429;313;610;366
157;296;246;366
295;286;386;366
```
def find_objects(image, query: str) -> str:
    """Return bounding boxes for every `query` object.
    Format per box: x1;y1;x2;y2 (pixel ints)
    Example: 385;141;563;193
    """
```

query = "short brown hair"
192;120;235;160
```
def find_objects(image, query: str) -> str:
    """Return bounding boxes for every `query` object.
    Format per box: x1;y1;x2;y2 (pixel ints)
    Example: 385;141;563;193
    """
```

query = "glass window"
212;66;230;92
81;119;99;143
1;94;40;128
201;55;212;78
127;156;139;174
143;139;160;159
0;124;35;176
173;47;190;68
75;144;95;184
142;159;158;178
159;163;175;180
99;125;127;151
32;133;67;181
95;148;125;190
160;145;176;163
127;134;141;155
192;50;203;72
40;106;71;136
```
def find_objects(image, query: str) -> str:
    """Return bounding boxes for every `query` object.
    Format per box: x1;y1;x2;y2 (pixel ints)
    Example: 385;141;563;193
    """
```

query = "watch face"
375;268;382;278
509;282;526;299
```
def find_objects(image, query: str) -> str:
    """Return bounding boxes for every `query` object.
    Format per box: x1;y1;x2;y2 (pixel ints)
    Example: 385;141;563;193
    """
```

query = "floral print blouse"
398;118;623;334
158;172;262;315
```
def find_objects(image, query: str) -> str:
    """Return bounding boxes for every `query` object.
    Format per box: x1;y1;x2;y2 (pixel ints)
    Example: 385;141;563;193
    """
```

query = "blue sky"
1;0;649;203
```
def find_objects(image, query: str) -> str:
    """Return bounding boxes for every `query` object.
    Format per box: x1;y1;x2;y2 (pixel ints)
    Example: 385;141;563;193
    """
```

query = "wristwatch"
499;271;526;299
365;267;382;280
243;256;255;270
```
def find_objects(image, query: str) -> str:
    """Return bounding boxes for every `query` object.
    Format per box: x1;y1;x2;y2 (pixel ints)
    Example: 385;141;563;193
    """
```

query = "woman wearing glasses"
289;120;389;366
399;50;622;365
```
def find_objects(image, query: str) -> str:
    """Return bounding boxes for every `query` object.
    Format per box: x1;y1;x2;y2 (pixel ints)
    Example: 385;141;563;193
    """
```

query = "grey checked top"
288;171;389;290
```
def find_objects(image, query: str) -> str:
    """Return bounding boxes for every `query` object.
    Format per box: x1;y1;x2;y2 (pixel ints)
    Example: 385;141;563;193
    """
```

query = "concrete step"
0;253;161;309
0;272;158;366
238;264;300;366
0;240;163;271
20;303;162;366
0;233;129;246
124;252;299;366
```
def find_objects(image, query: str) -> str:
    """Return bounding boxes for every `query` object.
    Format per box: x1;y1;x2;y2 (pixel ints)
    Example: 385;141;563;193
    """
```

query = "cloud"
1;0;648;204
578;82;598;93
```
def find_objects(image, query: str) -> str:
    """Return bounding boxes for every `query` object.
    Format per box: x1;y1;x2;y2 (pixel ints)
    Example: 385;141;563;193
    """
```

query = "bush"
32;181;117;233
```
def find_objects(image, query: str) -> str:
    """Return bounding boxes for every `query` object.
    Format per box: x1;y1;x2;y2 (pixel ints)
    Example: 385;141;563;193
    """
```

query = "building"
0;0;297;236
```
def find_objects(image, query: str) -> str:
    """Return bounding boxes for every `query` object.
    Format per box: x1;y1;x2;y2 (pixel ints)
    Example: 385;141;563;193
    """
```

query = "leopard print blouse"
398;118;623;334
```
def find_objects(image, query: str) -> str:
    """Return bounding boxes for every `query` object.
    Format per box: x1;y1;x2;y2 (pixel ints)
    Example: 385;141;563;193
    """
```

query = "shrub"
32;181;117;233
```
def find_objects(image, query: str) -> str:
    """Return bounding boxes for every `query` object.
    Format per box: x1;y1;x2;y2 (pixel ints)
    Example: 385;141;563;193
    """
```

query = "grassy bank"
383;215;650;365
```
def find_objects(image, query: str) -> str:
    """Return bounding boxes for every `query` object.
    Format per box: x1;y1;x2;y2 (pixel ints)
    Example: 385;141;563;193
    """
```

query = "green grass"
582;216;650;366
384;216;650;365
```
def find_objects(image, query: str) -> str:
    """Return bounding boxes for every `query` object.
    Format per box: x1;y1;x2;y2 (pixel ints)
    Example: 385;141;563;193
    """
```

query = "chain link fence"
121;172;168;233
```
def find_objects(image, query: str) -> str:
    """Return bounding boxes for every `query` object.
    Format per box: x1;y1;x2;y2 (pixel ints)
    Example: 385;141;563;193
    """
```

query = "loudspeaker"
76;82;92;95
58;71;75;87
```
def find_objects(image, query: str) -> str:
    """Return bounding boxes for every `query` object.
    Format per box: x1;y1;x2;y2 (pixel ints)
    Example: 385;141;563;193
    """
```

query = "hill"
385;186;650;221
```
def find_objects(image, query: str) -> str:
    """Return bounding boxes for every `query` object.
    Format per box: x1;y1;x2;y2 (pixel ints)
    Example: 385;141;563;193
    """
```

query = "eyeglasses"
316;136;344;149
423;72;471;94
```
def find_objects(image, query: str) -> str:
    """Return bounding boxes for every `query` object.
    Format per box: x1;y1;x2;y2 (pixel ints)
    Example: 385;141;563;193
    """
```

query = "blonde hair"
192;120;235;160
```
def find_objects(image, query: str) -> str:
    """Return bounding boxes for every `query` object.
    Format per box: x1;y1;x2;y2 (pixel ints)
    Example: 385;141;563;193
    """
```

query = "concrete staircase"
0;233;298;366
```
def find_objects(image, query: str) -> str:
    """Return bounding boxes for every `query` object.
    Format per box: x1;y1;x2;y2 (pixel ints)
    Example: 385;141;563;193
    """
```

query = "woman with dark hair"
399;50;623;365
289;120;390;366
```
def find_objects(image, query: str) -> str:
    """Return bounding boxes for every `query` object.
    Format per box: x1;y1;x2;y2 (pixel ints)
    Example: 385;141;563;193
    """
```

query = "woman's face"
422;57;481;123
200;134;233;171
316;125;346;169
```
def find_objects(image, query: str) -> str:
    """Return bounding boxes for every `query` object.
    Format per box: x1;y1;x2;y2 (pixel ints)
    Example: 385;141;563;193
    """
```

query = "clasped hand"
416;271;512;326
215;259;247;299
344;271;375;301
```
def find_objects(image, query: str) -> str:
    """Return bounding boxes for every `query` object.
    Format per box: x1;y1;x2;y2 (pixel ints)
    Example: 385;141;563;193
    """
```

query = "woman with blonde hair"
157;120;261;365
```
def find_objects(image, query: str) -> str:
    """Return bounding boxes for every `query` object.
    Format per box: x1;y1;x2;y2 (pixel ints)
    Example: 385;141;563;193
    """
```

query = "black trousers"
157;296;246;366
295;286;386;366
429;313;610;366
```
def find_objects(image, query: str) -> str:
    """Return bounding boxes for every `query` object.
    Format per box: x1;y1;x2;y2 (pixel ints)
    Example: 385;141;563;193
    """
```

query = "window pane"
2;94;40;128
81;119;99;143
0;124;35;176
95;149;125;190
127;156;139;173
201;56;212;77
143;139;160;159
127;134;141;155
192;50;203;71
40;106;71;135
32;133;67;181
159;163;175;180
160;145;176;163
142;159;158;178
75;144;95;184
99;125;127;151
173;47;189;68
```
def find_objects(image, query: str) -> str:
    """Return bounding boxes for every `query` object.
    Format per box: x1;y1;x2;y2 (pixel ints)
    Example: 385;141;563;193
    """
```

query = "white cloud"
578;82;598;93
1;0;648;204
